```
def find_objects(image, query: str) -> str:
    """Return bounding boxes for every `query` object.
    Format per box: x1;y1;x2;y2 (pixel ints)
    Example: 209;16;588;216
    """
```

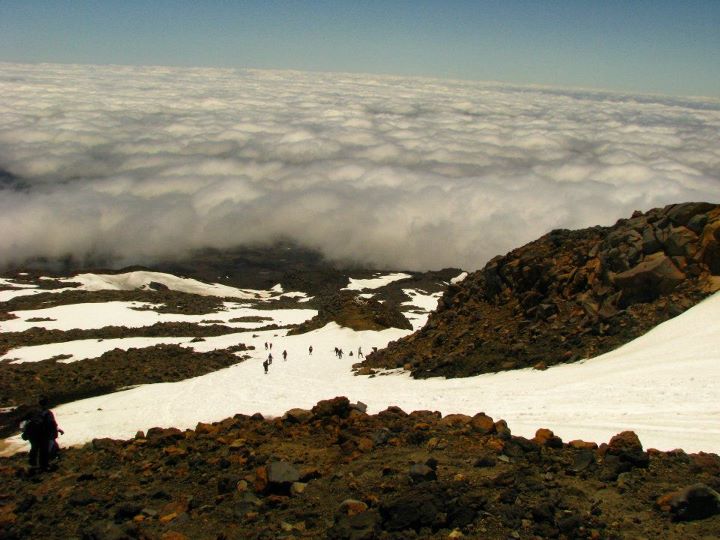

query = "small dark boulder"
658;483;720;521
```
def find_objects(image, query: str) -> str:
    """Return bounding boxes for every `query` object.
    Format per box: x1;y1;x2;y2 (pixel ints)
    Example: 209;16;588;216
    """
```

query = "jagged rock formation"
1;398;718;539
290;291;413;334
362;203;720;378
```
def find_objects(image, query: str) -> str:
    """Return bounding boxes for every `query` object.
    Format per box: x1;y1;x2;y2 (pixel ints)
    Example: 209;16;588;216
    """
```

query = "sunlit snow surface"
2;276;720;455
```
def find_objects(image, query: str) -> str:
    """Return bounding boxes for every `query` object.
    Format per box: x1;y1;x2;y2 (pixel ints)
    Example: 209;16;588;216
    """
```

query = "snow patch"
343;273;412;291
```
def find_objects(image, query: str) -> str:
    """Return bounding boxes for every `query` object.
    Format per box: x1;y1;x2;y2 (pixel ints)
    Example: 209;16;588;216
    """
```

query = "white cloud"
1;63;719;270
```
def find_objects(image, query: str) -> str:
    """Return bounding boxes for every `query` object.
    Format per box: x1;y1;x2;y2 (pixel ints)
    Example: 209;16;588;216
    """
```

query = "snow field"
1;279;718;457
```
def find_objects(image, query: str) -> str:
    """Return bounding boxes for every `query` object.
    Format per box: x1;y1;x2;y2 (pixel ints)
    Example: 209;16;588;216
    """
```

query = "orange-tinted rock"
440;414;472;426
194;422;218;435
470;413;495;434
161;533;189;540
339;499;368;516
254;465;269;493
533;428;563;448
691;452;720;476
159;512;178;523
608;431;643;454
569;439;598;450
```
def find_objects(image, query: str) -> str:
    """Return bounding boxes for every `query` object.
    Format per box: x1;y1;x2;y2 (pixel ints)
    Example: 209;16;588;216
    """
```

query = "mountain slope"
361;202;720;377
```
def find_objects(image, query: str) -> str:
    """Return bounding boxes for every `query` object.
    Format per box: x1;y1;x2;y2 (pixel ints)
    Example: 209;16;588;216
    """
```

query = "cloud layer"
1;63;719;271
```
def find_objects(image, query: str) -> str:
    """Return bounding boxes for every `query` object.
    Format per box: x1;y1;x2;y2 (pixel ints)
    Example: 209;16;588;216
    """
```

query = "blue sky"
0;0;718;97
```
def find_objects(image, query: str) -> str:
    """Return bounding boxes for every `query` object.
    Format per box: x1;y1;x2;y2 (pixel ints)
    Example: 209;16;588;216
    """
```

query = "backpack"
21;411;47;441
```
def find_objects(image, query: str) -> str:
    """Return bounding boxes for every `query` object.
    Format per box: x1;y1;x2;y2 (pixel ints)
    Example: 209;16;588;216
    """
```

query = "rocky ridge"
289;291;413;335
361;202;720;378
1;398;719;539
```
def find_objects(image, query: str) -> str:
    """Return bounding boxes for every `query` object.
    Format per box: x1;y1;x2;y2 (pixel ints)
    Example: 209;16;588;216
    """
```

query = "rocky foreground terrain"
362;202;720;377
1;397;719;539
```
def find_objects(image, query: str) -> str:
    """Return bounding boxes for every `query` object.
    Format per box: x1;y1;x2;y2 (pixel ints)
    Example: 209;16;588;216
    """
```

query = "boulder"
408;463;437;483
613;252;685;305
339;499;369;516
255;461;301;495
440;414;472;427
470;413;495;435
282;408;314;424
606;431;649;469
657;483;720;521
533;428;563;448
312;396;352;419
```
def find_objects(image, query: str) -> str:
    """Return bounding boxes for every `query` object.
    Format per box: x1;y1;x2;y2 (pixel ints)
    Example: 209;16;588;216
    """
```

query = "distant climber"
309;345;313;355
282;350;287;361
264;342;268;350
21;396;63;473
358;347;364;358
268;353;273;365
263;360;268;374
338;349;343;359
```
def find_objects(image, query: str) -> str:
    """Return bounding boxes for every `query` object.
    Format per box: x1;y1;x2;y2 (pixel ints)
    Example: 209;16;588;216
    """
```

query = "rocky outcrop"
1;400;719;539
290;291;412;334
361;203;720;377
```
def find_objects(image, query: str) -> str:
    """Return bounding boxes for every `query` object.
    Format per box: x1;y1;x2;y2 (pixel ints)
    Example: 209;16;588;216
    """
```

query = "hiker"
264;342;268;350
263;359;268;374
22;396;63;472
358;347;364;358
309;345;313;355
269;343;272;350
334;347;339;357
338;348;343;359
282;350;287;361
268;353;273;365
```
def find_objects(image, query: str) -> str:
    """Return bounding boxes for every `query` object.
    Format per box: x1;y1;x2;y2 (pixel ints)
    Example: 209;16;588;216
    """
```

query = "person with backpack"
21;396;62;472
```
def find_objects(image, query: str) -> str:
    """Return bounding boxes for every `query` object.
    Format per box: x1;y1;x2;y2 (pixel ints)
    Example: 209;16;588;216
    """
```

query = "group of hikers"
334;346;364;359
262;342;366;373
263;343;291;374
20;396;63;474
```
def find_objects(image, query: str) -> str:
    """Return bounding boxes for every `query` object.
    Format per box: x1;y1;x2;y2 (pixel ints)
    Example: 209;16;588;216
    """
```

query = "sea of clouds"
0;62;719;271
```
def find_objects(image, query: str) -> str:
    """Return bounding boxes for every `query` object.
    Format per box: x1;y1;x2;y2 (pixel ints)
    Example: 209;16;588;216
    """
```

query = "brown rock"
161;533;190;540
608;431;643;454
282;408;314;424
569;439;598;450
254;466;269;493
657;483;720;521
440;413;472;426
533;428;563;448
470;413;495;434
339;498;369;516
613;252;685;304
312;396;351;419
